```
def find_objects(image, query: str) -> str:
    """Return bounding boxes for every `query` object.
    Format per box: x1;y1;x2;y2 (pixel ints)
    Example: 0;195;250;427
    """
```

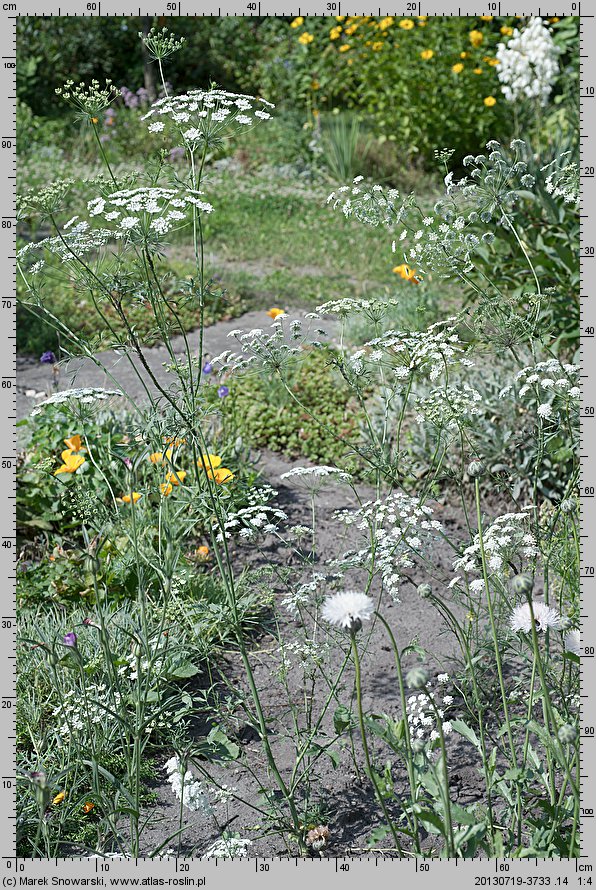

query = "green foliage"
233;350;361;467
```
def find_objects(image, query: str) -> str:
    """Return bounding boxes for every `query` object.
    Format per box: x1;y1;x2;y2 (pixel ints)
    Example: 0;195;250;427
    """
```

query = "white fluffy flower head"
510;601;566;634
322;591;375;632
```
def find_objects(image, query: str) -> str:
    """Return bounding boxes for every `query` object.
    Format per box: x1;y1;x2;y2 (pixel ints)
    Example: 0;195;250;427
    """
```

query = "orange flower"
165;469;187;486
163;436;186;447
160;483;173;497
52;791;66;805
206;467;235;485
54;450;86;476
393;263;420;284
197;453;222;471
196;545;210;559
120;492;142;504
82;802;95;814
267;307;285;319
63;435;86;453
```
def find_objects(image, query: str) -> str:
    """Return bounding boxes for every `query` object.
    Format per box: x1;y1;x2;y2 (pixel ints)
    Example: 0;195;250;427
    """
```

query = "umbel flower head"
142;88;274;150
321;591;374;632
56;79;119;119
510;601;566;634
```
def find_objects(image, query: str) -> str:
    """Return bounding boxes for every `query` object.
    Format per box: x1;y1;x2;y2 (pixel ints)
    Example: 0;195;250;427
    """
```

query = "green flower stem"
350;630;404;857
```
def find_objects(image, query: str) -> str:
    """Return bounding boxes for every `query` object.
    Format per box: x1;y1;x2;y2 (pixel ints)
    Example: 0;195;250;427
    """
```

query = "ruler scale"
5;3;593;883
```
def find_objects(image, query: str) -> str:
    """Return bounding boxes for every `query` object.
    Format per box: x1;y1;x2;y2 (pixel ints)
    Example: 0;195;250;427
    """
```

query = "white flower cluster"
406;681;454;744
453;506;538;583
213;315;325;375
86;186;212;236
142;88;274;148
543;158;580;206
316;297;399;319
509;600;566;634
402;210;492;276
216;503;287;542
281;573;327;616
31;388;122;417
336;493;443;601
17;223;116;274
351;319;472;384
164;756;210;814
280;465;352;492
202;834;253;859
499;359;579;424
53;684;122;735
496;17;559;105
327;176;404;227
415;382;482;430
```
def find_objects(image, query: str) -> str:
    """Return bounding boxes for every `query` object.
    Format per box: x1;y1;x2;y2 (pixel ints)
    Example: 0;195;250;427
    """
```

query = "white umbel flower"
321;591;375;632
510;601;566;634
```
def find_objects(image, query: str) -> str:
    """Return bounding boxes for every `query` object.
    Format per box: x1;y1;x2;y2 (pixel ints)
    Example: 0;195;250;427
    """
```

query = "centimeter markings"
1;2;593;879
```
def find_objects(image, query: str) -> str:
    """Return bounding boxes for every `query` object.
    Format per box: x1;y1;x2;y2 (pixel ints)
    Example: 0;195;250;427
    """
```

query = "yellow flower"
452;63;464;74
206;467;235;485
120;492;142;504
378;16;394;30
418;21;427;27
500;26;513;36
165;469;186;486
163;436;186;447
339;44;351;52
298;32;314;45
160;483;173;497
417;15;428;21
473;67;483;74
54;450;86;476
290;16;304;28
345;24;358;36
52;791;66;805
460;51;469;59
420;49;434;60
346;58;353;66
549;17;560;23
267;307;285;319
335;15;345;21
63;435;86;453
90;117;98;124
480;15;493;20
398;19;414;30
197;453;222;471
487;58;499;66
483;96;497;107
196;545;210;559
82;802;95;814
330;26;342;39
469;30;483;47
393;263;420;284
311;79;320;91
372;41;384;51
149;452;164;464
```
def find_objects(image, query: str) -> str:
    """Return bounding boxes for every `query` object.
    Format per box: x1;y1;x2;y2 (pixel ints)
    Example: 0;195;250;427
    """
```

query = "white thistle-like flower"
565;629;581;656
510;601;566;634
321;591;375;631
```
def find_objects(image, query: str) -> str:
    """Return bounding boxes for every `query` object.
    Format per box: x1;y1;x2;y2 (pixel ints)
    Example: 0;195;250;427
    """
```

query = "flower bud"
406;667;429;690
349;617;363;634
511;574;533;597
557;724;577;744
417;583;432;599
468;459;485;478
560;499;576;515
410;738;426;754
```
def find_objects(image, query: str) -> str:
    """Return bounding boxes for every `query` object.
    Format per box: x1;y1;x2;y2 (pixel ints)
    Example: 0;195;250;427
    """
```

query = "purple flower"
40;351;56;365
123;457;133;471
63;632;77;648
217;386;229;399
202;361;213;375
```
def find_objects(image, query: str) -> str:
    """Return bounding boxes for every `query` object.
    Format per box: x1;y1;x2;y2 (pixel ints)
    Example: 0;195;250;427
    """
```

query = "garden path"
16;307;338;421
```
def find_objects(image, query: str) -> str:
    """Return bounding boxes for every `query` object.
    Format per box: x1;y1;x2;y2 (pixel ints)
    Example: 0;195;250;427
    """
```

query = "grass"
17;139;448;356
